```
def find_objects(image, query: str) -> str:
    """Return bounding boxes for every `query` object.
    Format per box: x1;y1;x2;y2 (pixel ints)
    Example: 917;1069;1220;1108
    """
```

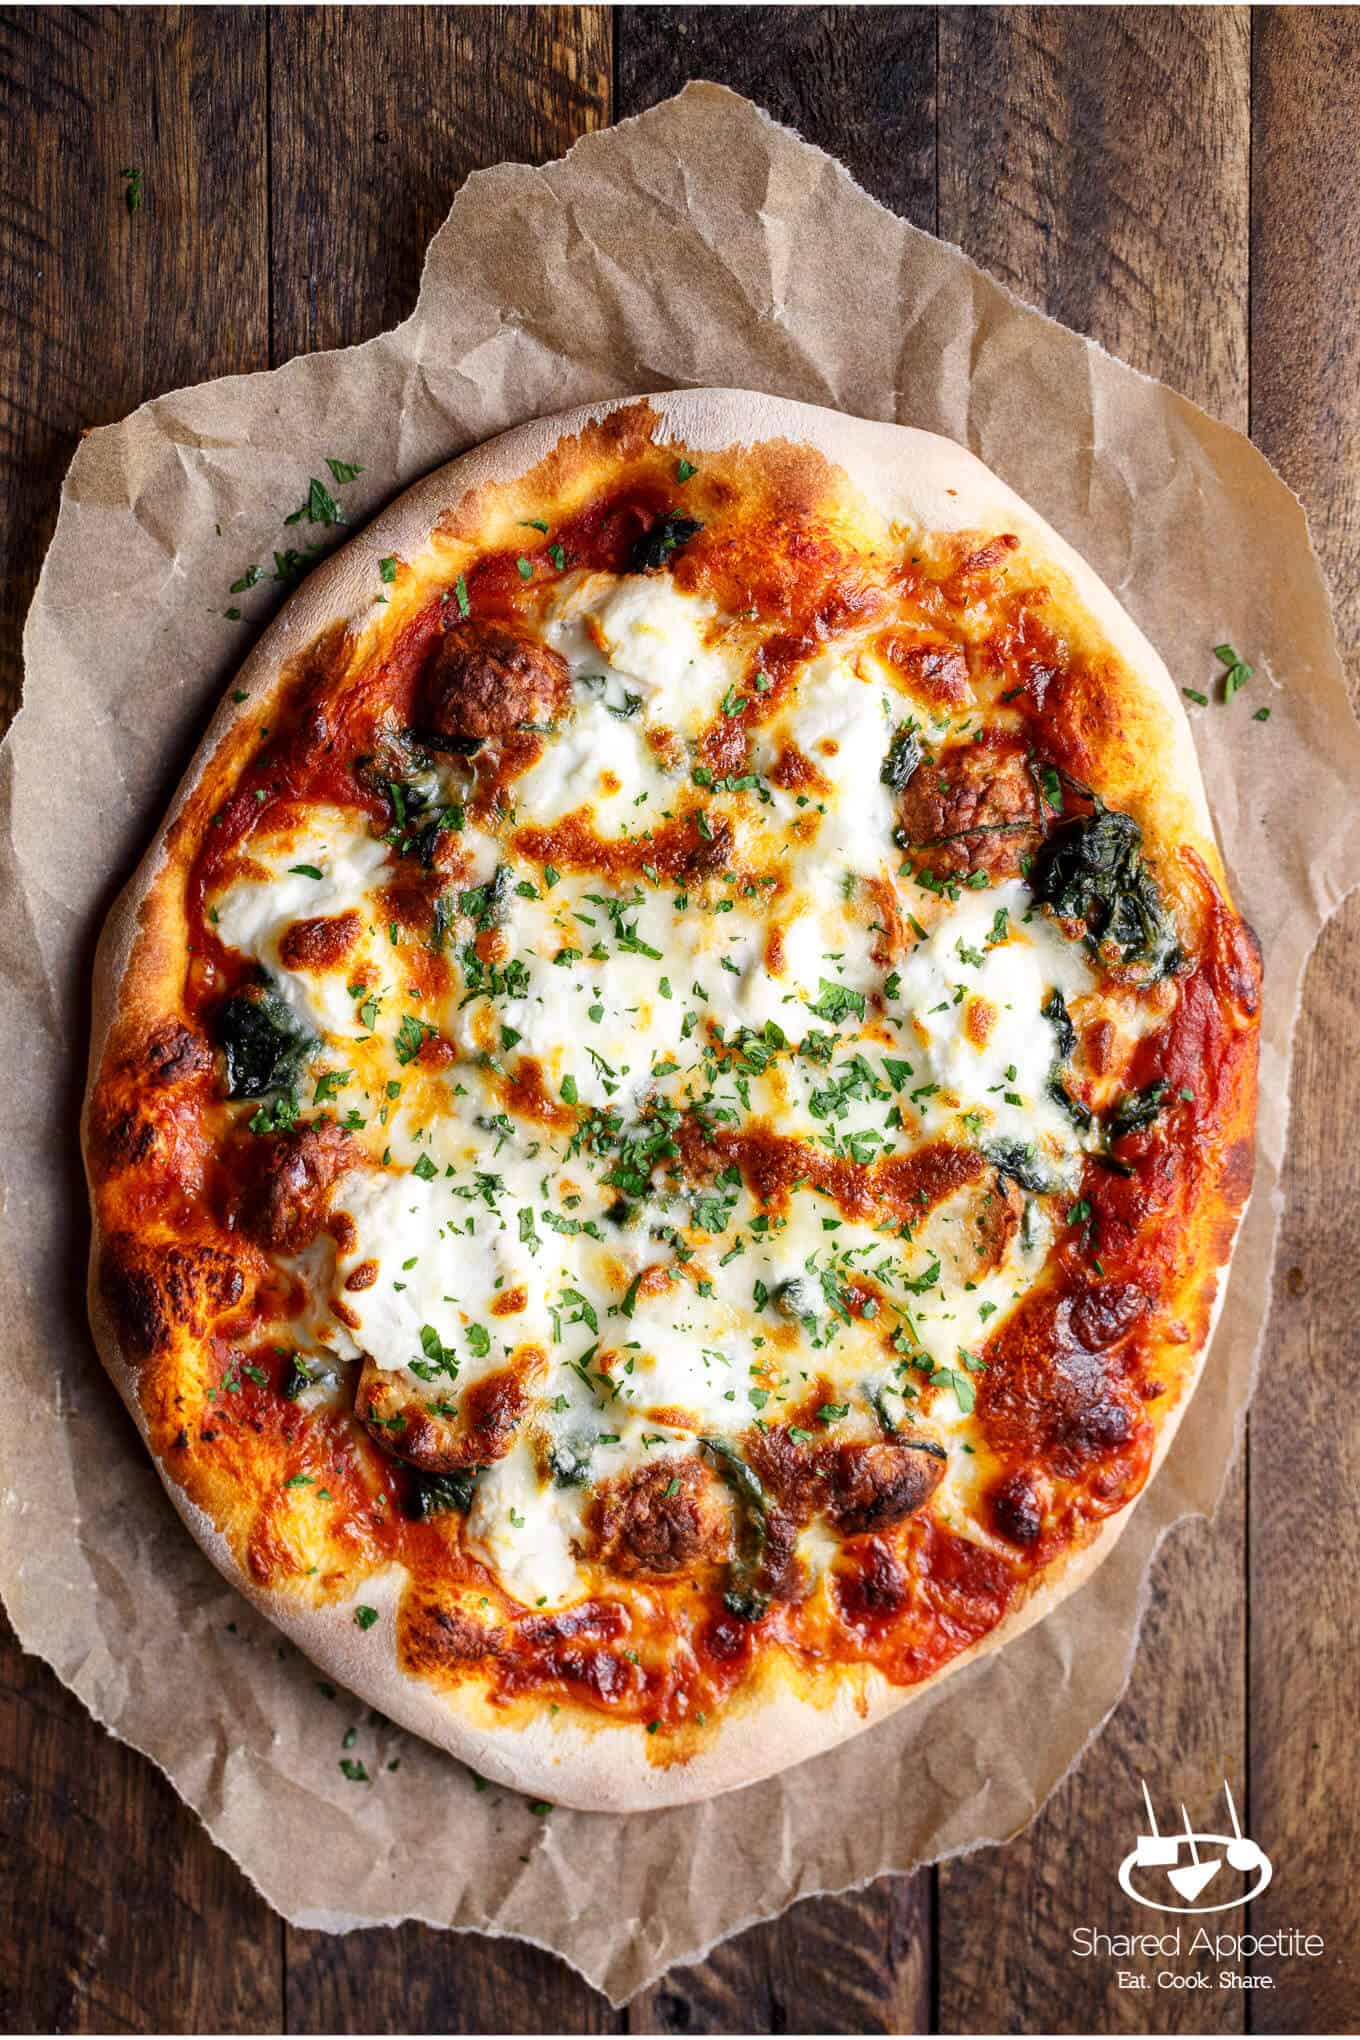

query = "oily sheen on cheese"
203;573;1107;1607
86;398;1260;1807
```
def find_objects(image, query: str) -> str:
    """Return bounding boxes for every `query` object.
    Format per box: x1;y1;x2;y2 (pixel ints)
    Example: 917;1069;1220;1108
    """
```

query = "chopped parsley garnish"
285;477;346;528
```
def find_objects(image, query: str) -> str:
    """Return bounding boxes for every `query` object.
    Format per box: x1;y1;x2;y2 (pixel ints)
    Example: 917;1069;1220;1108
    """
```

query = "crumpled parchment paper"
2;84;1358;2005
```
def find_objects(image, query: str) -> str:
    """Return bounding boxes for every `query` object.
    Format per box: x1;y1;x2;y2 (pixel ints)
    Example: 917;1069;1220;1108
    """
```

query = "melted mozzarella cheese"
212;808;391;1037
331;1169;552;1376
764;650;898;875
465;1452;589;1608
543;571;740;733
892;880;1096;1168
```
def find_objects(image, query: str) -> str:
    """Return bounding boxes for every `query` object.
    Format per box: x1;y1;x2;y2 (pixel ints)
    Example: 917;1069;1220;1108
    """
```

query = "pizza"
82;392;1261;1809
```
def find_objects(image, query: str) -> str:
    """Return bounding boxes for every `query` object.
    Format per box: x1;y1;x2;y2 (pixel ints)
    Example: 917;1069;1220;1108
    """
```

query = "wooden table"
1;9;1356;2032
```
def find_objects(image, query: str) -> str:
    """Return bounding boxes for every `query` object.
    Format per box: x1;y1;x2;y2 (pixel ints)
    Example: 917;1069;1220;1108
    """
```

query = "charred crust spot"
978;1289;1148;1476
835;1537;909;1621
1218;1136;1256;1210
401;1599;506;1679
420;618;569;742
588;1457;731;1578
99;1244;165;1358
139;1019;212;1087
90;1104;159;1175
942;531;1022;599
345;1259;379;1292
278;910;361;972
100;1234;245;1359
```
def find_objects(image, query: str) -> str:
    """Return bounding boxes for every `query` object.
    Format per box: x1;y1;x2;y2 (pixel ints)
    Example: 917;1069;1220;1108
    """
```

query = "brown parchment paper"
3;84;1359;2004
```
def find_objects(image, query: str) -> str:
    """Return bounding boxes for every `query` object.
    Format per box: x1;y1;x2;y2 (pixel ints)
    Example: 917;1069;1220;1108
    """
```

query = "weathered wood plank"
936;10;1252;2029
0;4;270;727
614;10;937;2025
0;9;279;2031
1248;10;1360;2031
268;4;613;359
617;4;937;232
628;1880;932;2037
0;1598;282;2032
285;1925;623;2038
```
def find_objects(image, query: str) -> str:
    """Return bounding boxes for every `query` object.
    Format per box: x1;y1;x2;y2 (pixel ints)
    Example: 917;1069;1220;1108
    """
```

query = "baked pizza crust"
83;390;1254;1810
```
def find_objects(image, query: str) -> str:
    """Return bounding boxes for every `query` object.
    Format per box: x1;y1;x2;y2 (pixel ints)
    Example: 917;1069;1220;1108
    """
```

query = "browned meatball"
421;618;570;741
588;1457;732;1577
356;1350;540;1470
238;1119;357;1253
897;735;1043;881
823;1439;946;1535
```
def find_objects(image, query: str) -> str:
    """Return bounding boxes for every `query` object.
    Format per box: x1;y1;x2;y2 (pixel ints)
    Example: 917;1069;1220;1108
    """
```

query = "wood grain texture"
936;11;1252;2030
285;1926;623;2038
0;1608;282;2033
627;1880;932;2037
614;13;938;2028
268;3;613;359
0;9;279;2032
0;3;269;724
1249;11;1360;2031
616;4;937;232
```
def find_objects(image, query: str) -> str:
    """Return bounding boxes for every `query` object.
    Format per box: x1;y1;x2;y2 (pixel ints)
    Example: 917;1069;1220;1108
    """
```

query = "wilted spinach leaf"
1030;803;1180;978
982;1138;1056;1195
1107;1080;1170;1140
629;514;703;573
216;987;313;1099
403;1468;477;1520
548;1436;594;1489
1042;987;1076;1061
880;722;924;792
701;1436;772;1622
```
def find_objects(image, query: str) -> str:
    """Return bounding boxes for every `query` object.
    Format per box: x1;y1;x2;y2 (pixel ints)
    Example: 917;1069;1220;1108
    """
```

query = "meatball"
823;1439;946;1535
420;618;569;742
238;1119;357;1253
357;1352;538;1470
897;735;1043;881
588;1457;732;1577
